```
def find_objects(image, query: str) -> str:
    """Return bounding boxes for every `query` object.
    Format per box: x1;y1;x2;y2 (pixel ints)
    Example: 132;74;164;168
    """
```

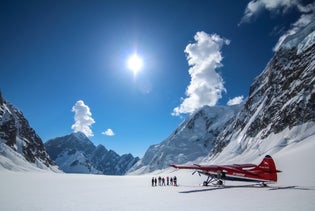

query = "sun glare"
127;53;143;75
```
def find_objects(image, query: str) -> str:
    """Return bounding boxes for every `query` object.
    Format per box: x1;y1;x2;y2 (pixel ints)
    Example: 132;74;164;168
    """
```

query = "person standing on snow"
162;177;165;186
151;177;155;186
158;176;161;186
173;176;177;186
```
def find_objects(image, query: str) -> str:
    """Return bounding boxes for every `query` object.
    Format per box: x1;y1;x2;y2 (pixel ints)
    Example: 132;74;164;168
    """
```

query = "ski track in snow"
1;134;315;211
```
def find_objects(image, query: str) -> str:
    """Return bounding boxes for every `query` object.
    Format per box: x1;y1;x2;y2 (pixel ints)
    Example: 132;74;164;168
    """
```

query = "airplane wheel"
203;181;209;186
217;180;223;186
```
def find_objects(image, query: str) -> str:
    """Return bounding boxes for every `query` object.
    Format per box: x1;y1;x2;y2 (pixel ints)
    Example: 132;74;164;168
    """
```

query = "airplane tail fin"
255;155;281;182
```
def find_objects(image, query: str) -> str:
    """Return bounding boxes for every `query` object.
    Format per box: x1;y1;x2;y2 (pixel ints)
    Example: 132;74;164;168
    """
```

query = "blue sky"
1;0;314;157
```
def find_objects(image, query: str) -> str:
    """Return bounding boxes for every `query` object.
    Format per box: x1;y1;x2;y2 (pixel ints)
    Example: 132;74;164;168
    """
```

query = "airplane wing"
232;164;257;169
170;164;202;170
170;164;218;171
171;163;258;172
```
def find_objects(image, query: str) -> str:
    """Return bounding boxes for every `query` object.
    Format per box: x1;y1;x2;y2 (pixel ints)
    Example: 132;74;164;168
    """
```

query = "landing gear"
203;178;224;186
203;175;215;186
202;173;224;186
217;180;223;186
260;182;268;187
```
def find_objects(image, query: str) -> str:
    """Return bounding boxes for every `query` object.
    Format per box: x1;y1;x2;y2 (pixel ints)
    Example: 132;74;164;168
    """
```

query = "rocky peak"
45;133;139;175
210;22;315;156
0;94;56;169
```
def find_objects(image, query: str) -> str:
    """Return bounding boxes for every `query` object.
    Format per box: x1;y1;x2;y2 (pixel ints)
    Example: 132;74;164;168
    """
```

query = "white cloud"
71;100;95;137
172;32;230;116
239;0;299;24
227;96;244;106
239;0;315;51
102;129;115;136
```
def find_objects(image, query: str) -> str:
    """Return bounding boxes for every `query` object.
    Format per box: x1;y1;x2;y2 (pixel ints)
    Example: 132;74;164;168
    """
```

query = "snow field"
1;129;315;211
1;137;315;211
0;170;314;211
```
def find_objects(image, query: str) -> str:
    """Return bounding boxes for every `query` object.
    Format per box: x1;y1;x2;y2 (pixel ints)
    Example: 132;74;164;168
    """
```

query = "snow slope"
1;133;314;211
0;141;60;172
208;122;315;165
129;105;242;174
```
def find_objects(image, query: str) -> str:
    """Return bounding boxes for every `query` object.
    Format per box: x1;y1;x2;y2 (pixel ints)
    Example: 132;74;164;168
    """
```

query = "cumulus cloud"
71;100;95;137
227;96;244;106
172;32;230;116
239;0;315;51
102;129;115;136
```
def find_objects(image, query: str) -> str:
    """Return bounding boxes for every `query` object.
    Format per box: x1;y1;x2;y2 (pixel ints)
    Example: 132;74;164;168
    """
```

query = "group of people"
151;176;177;186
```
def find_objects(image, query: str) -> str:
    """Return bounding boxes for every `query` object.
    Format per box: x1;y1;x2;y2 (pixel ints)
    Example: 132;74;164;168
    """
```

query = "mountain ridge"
45;132;140;175
209;22;315;161
128;104;242;174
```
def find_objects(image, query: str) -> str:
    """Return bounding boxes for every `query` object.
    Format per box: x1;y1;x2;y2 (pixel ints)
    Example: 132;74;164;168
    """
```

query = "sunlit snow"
1;132;314;211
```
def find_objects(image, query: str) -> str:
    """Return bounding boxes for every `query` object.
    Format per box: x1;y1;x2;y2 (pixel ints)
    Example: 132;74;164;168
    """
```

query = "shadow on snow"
179;184;315;194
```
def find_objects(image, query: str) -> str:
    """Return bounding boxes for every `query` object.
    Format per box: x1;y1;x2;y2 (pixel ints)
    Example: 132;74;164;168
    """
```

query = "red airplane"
170;155;281;186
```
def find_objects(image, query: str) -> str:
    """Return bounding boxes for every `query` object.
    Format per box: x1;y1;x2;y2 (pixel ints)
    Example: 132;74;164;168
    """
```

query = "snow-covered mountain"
129;20;315;174
0;92;59;171
45;132;139;175
128;105;242;174
209;20;315;163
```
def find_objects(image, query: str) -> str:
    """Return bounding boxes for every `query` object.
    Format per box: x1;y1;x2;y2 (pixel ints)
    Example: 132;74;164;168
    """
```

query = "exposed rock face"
0;93;56;169
211;22;315;156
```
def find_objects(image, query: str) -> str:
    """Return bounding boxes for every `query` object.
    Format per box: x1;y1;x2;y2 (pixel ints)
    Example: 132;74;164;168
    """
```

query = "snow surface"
1;132;314;211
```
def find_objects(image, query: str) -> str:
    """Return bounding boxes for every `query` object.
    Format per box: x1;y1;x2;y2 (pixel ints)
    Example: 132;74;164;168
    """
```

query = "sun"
127;53;143;75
